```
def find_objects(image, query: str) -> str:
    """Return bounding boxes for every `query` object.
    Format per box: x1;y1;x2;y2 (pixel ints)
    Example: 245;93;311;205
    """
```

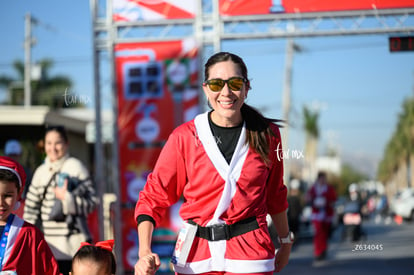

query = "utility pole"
90;0;105;244
281;38;301;185
24;13;34;108
281;38;293;186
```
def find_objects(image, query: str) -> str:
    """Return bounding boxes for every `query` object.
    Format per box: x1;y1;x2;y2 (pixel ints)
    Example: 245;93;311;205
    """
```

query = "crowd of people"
1;52;294;275
2;51;387;275
0;155;115;274
1;126;114;274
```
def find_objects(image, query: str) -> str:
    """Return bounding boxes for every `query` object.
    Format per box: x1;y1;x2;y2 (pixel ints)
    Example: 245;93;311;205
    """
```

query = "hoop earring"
207;98;212;109
13;201;21;211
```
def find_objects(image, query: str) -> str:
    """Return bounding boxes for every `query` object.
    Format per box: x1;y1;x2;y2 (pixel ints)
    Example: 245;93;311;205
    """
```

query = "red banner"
115;39;199;271
113;0;414;21
220;0;273;15
219;0;414;16
282;0;414;13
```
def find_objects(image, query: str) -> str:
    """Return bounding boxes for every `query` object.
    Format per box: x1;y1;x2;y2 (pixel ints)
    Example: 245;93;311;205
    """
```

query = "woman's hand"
134;253;160;275
54;178;68;200
275;243;292;272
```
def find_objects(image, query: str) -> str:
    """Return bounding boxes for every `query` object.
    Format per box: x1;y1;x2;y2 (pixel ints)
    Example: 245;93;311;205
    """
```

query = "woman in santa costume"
0;156;61;274
134;52;293;275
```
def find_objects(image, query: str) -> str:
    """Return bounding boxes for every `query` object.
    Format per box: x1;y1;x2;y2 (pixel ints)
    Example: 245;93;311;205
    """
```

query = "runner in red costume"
307;171;337;261
134;52;293;275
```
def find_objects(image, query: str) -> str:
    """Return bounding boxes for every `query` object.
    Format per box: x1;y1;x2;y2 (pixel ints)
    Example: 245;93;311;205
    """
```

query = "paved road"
280;217;414;275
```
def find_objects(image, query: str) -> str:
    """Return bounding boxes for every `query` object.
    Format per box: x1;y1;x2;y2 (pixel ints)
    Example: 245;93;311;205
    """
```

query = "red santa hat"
0;156;26;188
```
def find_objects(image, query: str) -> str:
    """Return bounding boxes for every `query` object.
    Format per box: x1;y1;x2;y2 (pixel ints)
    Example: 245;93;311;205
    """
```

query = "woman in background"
24;125;97;275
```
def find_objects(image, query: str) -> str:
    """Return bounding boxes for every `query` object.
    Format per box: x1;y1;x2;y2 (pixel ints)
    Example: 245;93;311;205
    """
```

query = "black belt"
188;216;259;242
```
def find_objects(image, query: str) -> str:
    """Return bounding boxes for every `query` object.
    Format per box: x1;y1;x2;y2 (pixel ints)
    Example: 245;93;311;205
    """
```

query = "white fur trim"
173;257;275;274
0;166;22;187
183;112;253;273
2;215;24;266
194;112;249;223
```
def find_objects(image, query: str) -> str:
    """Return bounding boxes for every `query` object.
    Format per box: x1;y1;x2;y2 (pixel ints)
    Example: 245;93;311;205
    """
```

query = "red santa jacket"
135;112;288;273
308;183;337;222
1;215;61;275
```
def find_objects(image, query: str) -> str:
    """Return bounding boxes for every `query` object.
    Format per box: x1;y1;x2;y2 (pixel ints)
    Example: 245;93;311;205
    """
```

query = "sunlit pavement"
279;217;414;275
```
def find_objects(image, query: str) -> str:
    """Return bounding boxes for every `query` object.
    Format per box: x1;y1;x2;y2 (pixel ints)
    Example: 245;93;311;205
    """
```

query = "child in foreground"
70;239;116;275
0;156;60;274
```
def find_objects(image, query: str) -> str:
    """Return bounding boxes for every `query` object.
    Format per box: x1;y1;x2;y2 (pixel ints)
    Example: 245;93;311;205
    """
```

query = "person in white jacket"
24;125;97;275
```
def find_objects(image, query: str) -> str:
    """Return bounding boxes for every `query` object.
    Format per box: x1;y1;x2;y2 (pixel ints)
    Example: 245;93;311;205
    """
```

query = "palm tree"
303;105;320;183
0;61;25;104
0;59;75;108
397;98;414;189
377;97;414;191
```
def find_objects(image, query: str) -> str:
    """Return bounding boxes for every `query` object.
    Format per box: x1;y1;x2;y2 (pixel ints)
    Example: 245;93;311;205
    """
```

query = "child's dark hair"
72;244;116;274
0;169;21;192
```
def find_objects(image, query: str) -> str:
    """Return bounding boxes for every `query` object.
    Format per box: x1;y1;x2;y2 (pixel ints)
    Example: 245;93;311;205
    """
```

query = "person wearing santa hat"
0;155;61;274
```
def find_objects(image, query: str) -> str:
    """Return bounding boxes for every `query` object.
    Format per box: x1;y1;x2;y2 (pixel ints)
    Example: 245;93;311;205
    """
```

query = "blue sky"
1;1;414;177
235;36;414;177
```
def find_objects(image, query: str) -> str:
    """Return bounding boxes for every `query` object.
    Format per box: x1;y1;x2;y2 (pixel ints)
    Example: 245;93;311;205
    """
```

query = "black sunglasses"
203;77;247;92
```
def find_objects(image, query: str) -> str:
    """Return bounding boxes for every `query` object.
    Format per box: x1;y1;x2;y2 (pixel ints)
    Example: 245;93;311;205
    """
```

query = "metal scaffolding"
95;7;414;47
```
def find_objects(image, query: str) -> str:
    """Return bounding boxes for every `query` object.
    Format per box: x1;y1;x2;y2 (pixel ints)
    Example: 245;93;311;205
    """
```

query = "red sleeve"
134;128;187;227
36;233;61;275
266;124;288;215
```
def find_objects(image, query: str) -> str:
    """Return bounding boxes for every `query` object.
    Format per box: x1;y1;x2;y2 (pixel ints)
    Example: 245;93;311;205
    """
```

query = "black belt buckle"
209;224;230;241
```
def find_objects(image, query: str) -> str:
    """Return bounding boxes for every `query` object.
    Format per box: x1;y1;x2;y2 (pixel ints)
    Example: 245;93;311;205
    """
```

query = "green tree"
303;105;320;182
0;59;79;108
330;163;369;196
0;60;24;104
377;97;414;187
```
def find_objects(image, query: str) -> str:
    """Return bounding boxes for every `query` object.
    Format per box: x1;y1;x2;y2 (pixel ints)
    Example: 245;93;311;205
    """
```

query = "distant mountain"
342;152;379;179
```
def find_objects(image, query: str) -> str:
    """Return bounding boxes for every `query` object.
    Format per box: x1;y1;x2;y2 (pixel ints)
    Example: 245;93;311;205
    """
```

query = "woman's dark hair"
0;169;21;192
45;125;68;143
204;51;250;88
72;245;116;274
204;52;283;165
